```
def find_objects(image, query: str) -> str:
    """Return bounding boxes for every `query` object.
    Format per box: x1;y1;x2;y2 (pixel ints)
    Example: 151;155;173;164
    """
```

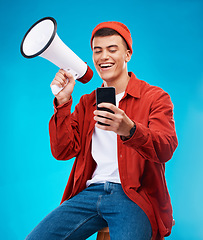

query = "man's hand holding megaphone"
51;69;76;106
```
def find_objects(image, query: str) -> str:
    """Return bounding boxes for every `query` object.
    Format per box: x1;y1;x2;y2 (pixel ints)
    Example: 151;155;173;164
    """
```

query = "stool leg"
97;231;110;240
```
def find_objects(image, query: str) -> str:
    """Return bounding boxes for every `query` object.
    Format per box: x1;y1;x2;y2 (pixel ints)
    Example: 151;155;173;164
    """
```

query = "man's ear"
125;50;132;62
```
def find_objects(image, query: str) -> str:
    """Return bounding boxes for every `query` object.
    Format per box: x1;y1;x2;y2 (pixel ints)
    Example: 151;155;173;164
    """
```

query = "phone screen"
96;87;116;126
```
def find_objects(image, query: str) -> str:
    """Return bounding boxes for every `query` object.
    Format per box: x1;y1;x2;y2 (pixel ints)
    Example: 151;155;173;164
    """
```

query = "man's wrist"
56;96;71;106
121;123;136;141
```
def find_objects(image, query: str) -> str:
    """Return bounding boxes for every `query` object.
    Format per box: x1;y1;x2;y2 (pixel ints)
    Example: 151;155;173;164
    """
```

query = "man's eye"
94;50;102;54
109;49;117;53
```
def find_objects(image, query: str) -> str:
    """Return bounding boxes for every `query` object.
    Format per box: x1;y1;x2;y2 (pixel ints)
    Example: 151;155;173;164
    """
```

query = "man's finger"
97;103;119;113
94;109;114;118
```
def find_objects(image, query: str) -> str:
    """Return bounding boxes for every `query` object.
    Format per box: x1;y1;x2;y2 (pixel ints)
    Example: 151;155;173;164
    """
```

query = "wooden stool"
97;227;158;240
96;220;175;240
96;227;110;240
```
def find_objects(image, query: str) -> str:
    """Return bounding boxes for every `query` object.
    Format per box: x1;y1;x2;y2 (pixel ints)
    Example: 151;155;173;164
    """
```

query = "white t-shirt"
86;92;125;186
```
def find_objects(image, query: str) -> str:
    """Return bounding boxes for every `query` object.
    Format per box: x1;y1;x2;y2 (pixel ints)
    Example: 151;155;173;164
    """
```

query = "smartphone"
96;87;116;126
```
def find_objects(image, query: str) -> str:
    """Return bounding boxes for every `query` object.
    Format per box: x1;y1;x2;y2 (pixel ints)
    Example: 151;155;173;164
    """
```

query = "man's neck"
103;72;130;94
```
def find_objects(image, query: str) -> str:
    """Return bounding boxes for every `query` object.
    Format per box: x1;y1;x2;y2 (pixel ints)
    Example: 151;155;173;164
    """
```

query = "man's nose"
100;50;109;60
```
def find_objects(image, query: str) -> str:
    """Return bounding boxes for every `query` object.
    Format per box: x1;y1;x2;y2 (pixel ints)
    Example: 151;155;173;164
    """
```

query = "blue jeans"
25;182;152;240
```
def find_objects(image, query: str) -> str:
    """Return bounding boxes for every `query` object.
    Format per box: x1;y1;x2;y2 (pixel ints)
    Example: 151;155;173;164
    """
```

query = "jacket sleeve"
123;90;178;163
49;97;84;160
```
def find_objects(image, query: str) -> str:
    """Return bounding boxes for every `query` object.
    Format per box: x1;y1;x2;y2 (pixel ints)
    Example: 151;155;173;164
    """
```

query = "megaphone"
20;17;93;95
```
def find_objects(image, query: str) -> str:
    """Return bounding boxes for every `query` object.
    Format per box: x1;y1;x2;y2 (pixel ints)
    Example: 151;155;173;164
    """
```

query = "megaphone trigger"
63;68;79;80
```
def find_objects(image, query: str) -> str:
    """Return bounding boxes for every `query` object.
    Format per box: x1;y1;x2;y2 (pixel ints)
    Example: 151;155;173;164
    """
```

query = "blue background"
0;0;203;239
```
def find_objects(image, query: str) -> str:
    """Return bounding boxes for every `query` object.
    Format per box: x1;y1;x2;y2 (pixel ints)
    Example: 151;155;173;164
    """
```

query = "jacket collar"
125;72;141;99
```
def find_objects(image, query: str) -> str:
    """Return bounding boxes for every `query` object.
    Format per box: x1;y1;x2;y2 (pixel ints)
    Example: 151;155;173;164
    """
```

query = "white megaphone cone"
20;17;93;95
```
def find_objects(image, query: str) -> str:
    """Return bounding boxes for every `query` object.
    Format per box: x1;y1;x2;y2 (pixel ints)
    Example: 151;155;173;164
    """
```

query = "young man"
26;22;178;240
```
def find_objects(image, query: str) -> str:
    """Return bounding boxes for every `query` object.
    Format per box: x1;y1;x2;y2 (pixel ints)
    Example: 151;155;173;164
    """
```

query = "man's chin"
99;72;116;82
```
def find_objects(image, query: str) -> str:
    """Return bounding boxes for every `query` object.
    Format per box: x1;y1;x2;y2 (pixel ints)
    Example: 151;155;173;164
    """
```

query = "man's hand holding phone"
94;87;134;137
94;103;134;137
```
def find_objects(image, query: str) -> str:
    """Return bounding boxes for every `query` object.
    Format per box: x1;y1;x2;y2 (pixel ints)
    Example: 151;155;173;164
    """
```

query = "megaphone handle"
51;68;78;95
51;85;64;95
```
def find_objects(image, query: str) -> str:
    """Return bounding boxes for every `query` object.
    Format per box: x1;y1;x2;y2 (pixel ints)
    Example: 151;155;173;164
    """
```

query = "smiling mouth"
99;63;114;70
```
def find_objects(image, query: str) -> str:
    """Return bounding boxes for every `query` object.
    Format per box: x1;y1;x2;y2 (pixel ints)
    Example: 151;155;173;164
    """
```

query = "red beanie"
91;21;133;53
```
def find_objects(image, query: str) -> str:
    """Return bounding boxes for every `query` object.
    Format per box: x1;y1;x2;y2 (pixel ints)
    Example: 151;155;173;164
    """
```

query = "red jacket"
49;72;178;239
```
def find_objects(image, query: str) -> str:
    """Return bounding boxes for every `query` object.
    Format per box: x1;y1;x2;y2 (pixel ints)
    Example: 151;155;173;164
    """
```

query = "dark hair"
93;28;129;50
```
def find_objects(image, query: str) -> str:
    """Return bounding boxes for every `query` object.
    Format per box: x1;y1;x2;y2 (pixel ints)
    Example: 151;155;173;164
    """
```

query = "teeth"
100;63;114;68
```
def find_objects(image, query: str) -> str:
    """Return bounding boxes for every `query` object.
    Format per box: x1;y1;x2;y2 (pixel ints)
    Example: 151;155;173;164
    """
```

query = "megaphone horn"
20;17;93;95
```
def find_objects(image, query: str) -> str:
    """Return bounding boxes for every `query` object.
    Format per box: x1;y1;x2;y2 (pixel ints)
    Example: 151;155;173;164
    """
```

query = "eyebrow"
93;45;119;50
107;45;118;49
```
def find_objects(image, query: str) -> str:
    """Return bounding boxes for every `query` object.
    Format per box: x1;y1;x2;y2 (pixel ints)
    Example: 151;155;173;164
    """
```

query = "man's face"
92;35;131;84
